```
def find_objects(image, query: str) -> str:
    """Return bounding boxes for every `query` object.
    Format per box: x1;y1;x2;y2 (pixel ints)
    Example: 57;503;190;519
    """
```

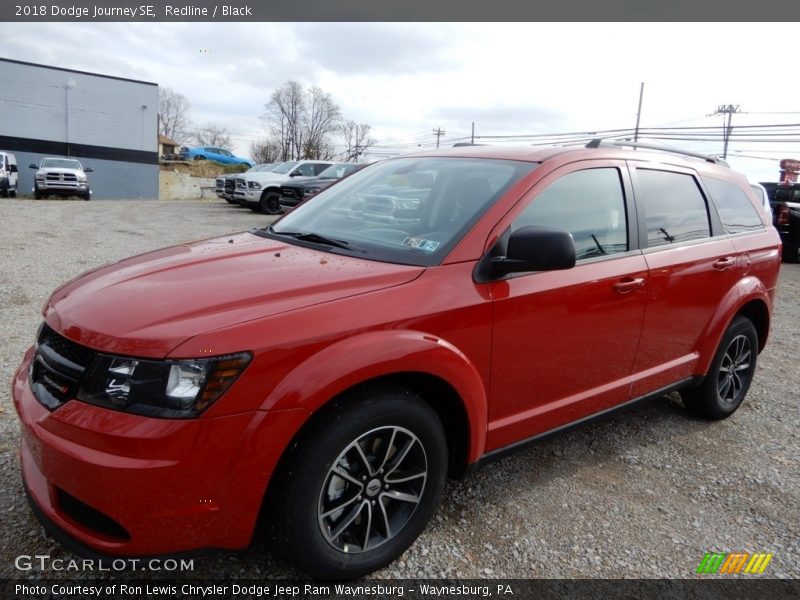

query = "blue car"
181;146;253;168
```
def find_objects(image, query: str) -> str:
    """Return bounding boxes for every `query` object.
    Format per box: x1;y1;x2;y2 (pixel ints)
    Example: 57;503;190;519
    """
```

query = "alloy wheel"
717;334;751;404
317;426;427;554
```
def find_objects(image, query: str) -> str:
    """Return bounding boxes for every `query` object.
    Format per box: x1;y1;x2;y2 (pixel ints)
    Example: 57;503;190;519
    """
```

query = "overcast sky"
2;22;800;181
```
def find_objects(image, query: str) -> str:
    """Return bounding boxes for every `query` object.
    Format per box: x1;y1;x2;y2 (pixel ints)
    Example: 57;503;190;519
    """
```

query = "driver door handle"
613;277;645;294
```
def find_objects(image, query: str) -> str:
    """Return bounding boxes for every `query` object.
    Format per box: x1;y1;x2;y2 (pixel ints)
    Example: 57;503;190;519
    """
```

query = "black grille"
31;325;98;410
40;325;95;367
224;179;235;192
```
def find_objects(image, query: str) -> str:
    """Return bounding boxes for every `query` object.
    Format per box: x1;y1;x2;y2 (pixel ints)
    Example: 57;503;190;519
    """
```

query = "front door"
487;162;647;451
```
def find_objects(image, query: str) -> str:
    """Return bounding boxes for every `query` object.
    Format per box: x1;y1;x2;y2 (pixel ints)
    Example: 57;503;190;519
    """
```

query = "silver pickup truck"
30;157;93;200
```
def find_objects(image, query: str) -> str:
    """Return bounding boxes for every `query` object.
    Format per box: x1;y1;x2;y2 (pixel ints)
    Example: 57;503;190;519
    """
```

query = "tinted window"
294;163;317;176
312;163;331;175
704;178;764;234
512;168;628;260
637;170;710;248
775;187;800;202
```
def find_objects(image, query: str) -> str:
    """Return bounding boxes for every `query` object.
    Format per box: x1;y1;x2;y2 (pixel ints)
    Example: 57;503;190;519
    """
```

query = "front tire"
681;316;758;420
259;191;282;215
271;386;447;579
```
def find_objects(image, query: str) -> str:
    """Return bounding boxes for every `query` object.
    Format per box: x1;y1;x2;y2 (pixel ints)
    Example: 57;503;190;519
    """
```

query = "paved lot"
0;199;798;579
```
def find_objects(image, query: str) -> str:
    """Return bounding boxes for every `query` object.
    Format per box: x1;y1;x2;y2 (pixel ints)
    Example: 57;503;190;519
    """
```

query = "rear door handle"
713;257;736;270
613;277;645;294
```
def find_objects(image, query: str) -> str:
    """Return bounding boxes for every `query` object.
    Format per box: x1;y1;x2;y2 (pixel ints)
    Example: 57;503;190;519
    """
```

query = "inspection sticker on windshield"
402;237;440;252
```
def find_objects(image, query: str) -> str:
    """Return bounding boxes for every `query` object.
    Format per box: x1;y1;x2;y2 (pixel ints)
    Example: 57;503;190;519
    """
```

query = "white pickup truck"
30;157;93;200
234;160;332;214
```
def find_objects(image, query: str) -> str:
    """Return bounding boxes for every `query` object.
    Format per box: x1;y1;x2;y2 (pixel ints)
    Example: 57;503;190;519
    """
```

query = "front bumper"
13;349;309;556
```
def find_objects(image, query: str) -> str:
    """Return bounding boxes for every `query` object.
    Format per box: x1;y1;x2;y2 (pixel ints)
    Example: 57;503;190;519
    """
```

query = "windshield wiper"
267;226;364;252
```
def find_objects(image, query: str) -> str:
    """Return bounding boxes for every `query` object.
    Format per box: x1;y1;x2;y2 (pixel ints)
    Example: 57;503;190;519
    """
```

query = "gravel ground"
0;198;798;580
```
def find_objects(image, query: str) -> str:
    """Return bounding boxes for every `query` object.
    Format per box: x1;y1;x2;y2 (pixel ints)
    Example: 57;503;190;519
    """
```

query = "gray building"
0;58;159;199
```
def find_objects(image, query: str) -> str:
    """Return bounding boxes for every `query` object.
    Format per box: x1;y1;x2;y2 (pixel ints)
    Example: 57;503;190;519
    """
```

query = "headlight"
77;174;87;182
248;181;261;190
304;188;321;196
77;352;251;418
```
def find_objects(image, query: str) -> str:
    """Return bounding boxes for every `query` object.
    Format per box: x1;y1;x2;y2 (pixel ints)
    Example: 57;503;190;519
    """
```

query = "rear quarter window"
703;177;764;234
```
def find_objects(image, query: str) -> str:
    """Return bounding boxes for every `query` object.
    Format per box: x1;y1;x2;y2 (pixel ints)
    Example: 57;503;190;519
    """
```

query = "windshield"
267;157;536;266
249;163;274;172
270;161;299;174
41;158;82;169
318;163;362;178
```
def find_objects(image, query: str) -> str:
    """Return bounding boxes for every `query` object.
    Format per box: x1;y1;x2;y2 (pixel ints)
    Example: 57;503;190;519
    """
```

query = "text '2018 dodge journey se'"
13;141;781;578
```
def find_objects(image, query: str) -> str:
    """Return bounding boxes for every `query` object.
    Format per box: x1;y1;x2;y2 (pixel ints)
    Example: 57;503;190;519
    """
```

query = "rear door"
487;161;648;450
628;164;742;396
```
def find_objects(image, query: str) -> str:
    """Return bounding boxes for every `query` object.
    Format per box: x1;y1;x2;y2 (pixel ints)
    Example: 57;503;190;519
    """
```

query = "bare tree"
341;120;376;162
265;81;306;161
158;87;191;144
249;139;282;164
302;86;341;160
191;123;233;149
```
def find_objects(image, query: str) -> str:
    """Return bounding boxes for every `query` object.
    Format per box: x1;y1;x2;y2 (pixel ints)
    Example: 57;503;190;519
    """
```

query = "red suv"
13;142;781;578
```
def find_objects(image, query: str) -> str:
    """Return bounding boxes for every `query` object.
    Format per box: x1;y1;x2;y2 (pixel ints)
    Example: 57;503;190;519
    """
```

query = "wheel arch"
263;330;487;473
696;277;771;375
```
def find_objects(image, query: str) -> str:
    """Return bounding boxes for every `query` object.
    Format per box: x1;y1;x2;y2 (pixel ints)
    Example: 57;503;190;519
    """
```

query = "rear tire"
9;189;16;198
194;155;206;161
782;240;800;263
270;385;447;579
681;316;758;420
1;188;7;198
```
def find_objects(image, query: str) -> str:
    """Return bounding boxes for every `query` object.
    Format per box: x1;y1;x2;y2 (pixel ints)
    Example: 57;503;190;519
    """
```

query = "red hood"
45;232;423;358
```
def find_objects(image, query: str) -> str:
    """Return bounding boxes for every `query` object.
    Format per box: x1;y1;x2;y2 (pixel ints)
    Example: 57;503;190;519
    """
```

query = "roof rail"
585;138;729;166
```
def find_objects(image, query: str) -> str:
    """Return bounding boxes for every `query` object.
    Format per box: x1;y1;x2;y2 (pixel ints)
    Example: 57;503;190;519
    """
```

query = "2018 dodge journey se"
13;141;781;579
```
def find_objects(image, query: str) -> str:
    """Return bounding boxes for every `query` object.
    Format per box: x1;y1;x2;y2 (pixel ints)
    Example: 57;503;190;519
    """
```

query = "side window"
512;168;628;260
704;177;764;234
637;169;710;248
312;163;330;175
296;163;316;176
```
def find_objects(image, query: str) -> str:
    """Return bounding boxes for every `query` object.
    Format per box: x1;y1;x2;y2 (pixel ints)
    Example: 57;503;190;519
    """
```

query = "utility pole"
714;104;740;159
433;128;445;149
471;122;475;145
634;82;644;142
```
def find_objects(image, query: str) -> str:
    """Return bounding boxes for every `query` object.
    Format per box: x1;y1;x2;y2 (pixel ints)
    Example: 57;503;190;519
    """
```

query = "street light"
141;104;148;151
65;79;76;156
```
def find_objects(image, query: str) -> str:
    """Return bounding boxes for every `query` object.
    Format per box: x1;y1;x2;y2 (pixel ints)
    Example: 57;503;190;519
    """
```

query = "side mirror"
84;167;94;172
10;164;17;172
29;164;38;169
290;170;302;177
490;226;576;275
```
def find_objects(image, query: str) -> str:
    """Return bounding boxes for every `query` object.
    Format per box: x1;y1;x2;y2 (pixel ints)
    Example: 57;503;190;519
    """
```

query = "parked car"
761;181;800;263
234;160;333;214
30;157;92;200
280;162;370;211
13;141;780;579
216;163;276;203
180;146;253;168
0;151;18;197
